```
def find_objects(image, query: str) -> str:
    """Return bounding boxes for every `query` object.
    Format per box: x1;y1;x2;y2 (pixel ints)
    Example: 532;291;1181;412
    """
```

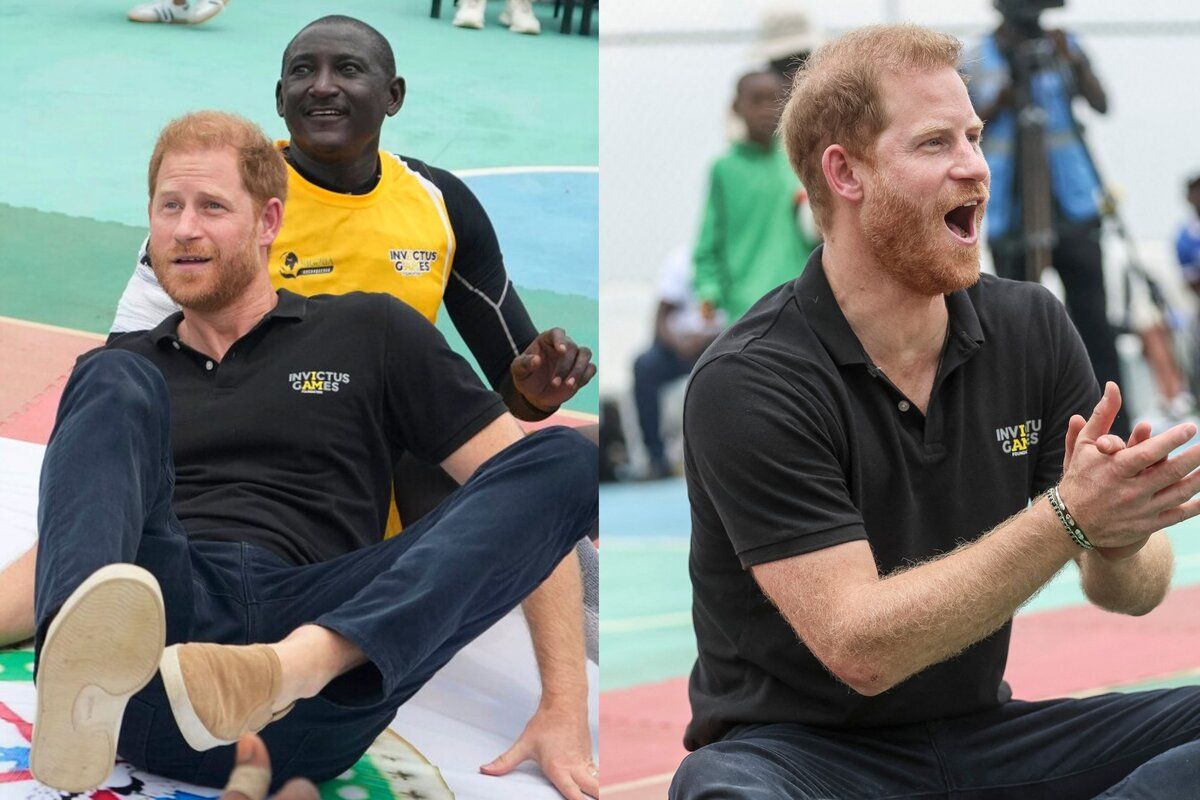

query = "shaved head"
281;15;396;79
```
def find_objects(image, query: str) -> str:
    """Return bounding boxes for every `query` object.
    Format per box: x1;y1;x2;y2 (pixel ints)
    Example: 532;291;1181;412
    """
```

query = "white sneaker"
452;0;486;29
504;0;541;34
127;0;228;24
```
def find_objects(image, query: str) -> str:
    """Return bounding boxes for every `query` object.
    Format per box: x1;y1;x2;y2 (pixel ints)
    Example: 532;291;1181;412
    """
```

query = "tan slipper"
160;643;293;752
30;563;165;792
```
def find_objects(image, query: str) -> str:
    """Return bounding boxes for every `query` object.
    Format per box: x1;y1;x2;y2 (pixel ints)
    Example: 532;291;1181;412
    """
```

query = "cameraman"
965;0;1129;437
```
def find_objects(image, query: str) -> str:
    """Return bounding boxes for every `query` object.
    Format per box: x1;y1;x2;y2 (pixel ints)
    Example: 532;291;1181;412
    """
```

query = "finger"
574;761;600;798
1116;423;1198;479
1095;434;1125;455
1129;421;1153;449
1151;460;1200;512
1155;493;1200;529
1079;382;1121;443
544;327;568;353
545;765;585;800
1064;414;1085;469
222;735;272;800
480;742;530;776
274;780;321;800
564;347;593;388
511;353;539;379
578;362;598;388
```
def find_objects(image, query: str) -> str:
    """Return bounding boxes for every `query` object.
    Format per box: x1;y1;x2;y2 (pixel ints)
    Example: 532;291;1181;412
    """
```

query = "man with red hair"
27;111;595;795
674;24;1200;799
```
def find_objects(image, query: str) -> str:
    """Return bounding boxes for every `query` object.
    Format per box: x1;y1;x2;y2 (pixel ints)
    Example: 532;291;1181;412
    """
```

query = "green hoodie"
693;139;815;321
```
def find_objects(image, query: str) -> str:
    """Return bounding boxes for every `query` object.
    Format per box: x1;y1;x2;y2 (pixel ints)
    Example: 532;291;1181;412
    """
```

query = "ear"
387;76;406;117
821;144;866;207
275;80;284;118
259;197;284;247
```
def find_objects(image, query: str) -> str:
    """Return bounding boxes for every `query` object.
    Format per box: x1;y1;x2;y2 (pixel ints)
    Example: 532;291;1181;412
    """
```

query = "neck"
744;135;773;150
177;277;278;362
821;232;949;373
285;140;382;194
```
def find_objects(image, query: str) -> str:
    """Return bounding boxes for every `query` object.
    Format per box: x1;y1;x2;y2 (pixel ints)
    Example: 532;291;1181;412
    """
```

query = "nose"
309;65;339;98
951;136;990;185
173;204;202;242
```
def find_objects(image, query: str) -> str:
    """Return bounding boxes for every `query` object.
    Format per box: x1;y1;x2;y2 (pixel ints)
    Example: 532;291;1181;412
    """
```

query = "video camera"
994;0;1064;39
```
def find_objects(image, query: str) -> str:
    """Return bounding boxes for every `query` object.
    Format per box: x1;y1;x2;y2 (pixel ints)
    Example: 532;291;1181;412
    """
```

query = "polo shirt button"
205;360;214;371
898;400;911;412
172;341;180;350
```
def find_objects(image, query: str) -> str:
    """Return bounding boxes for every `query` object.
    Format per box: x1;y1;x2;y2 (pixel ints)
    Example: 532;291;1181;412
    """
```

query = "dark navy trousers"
33;349;597;787
670;688;1200;799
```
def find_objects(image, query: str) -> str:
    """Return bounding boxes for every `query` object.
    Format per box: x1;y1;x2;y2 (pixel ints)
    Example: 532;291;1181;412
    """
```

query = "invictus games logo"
996;418;1041;456
290;370;350;394
278;251;335;279
389;248;439;276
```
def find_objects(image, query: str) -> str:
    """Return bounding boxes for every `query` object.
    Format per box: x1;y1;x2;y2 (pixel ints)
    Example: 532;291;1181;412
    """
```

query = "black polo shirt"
683;247;1099;748
103;289;507;566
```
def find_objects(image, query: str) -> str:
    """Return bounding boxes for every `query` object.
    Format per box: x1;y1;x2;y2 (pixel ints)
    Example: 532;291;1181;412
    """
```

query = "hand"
221;734;319;800
1057;382;1200;550
1064;415;1153;561
511;328;596;413
1048;29;1071;58
699;301;716;322
480;704;598;800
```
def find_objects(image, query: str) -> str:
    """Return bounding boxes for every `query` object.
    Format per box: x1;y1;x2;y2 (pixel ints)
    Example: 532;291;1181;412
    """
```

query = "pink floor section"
600;583;1200;792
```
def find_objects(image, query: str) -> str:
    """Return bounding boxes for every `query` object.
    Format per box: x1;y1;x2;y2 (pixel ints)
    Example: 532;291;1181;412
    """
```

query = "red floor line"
601;583;1200;786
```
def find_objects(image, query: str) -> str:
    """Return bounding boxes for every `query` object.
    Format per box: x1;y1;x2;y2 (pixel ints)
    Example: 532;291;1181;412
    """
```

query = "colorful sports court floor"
1;1;596;797
600;475;1200;797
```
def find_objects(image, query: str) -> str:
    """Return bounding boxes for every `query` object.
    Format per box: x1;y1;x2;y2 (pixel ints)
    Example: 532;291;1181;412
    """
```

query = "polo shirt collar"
149;289;308;347
794;245;986;367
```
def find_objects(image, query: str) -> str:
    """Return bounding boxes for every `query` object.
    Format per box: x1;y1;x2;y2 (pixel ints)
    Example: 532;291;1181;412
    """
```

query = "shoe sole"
160;644;230;751
30;564;165;793
127;0;228;24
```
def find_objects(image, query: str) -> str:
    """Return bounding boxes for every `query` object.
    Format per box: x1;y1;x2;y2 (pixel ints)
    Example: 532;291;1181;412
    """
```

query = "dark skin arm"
979;26;1107;122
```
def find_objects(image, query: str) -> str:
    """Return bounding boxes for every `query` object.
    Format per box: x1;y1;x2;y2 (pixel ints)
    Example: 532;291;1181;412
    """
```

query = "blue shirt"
964;34;1102;238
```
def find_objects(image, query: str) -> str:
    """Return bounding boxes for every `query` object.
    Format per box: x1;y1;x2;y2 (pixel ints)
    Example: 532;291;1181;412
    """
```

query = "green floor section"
601;517;1200;692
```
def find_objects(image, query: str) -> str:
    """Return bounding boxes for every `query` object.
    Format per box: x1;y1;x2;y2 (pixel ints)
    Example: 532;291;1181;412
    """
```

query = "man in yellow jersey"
2;15;599;799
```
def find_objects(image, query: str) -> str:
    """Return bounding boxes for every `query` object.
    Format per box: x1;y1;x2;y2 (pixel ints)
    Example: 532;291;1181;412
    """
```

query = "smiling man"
28;111;596;794
672;24;1200;800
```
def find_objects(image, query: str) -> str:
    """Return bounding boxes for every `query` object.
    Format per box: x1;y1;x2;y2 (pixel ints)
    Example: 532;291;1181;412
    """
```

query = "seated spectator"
633;246;725;479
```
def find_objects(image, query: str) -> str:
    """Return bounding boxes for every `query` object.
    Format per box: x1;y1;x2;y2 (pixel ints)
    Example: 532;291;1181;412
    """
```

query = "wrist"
1046;485;1096;550
1033;492;1086;562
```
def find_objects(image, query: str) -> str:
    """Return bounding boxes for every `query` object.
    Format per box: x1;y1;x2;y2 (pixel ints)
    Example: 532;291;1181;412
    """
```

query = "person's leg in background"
633;341;696;478
1052;218;1130;439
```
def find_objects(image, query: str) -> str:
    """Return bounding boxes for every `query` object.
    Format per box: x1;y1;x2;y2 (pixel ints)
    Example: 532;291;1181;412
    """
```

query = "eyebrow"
911;119;985;141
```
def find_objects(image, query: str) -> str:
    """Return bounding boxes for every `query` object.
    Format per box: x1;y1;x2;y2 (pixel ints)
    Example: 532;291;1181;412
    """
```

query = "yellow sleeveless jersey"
267;145;457;323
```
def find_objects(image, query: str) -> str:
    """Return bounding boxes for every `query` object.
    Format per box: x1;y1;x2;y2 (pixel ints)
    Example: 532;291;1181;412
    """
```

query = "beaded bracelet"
1045;485;1095;550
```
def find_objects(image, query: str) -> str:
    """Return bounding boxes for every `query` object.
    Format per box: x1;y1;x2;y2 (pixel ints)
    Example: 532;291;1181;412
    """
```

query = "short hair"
281;15;396;80
779;24;964;232
148;111;287;212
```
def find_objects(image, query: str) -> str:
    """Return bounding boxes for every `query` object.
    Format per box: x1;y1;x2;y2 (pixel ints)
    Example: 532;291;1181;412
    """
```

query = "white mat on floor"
0;436;597;799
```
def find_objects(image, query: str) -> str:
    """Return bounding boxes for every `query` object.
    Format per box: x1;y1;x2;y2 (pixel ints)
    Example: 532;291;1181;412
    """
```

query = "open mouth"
944;201;982;245
171;255;212;267
305;108;346;119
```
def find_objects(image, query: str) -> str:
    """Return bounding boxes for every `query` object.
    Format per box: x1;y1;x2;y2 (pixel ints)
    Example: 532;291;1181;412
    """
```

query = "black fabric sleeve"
1030;286;1102;497
381;296;508;464
419;163;539;395
685;354;868;569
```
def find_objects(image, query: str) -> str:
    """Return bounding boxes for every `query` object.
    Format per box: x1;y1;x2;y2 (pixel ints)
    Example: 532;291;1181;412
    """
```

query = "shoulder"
384;152;472;205
689;284;839;414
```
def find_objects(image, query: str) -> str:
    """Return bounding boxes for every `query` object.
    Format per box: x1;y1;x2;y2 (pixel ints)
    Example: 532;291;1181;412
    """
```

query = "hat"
751;6;819;64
